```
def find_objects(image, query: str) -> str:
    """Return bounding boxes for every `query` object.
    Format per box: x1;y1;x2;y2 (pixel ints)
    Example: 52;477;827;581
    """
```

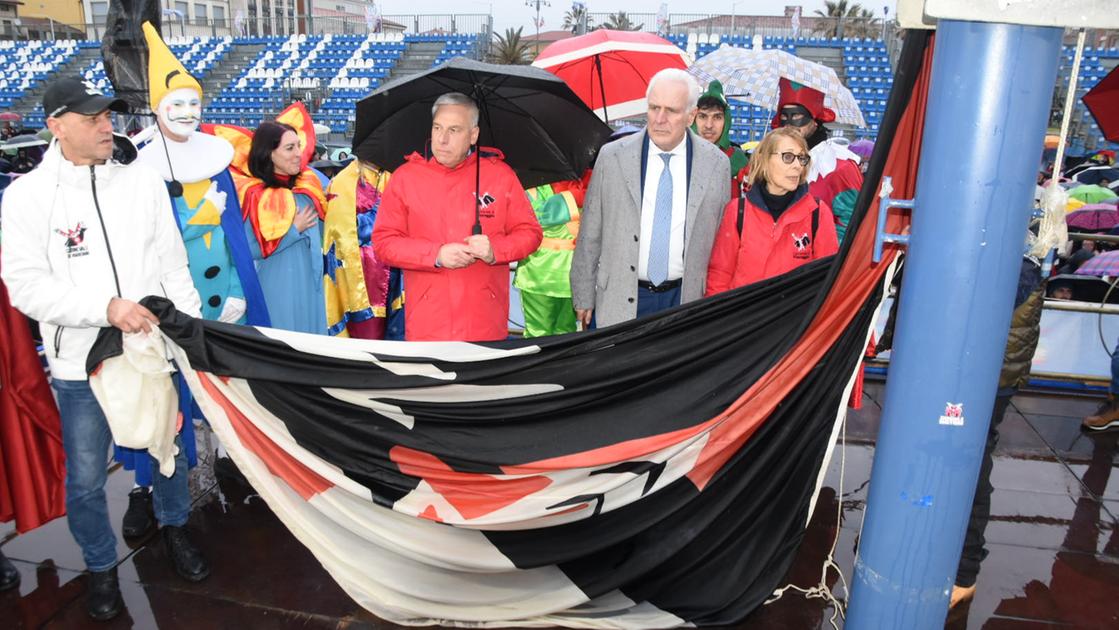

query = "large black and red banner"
87;30;933;629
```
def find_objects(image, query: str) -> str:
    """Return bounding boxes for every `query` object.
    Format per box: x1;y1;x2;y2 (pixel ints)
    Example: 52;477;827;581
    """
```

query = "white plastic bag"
89;328;180;477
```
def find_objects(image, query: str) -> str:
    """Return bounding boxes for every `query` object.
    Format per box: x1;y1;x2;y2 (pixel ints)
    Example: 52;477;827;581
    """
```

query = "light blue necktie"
647;152;673;287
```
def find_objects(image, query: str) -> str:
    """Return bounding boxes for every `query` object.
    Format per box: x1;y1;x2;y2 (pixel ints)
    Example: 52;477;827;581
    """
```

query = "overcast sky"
373;1;898;35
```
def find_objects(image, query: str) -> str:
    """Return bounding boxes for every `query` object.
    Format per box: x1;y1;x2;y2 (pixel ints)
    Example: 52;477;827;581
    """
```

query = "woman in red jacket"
705;127;839;296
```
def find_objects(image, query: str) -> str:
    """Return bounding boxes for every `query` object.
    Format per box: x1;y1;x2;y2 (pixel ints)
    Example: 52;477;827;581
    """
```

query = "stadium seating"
433;33;481;66
1058;45;1119;151
0;39;82;128
209;33;401;129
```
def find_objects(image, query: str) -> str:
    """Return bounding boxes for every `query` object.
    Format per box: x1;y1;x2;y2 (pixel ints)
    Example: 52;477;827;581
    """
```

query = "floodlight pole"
527;0;550;43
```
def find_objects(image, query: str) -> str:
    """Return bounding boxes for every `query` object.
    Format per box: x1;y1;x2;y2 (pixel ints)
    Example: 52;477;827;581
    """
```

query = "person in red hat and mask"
773;78;863;243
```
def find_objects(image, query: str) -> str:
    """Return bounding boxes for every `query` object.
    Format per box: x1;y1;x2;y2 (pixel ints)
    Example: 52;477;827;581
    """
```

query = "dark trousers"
1111;338;1119;396
956;393;1013;587
636;284;682;319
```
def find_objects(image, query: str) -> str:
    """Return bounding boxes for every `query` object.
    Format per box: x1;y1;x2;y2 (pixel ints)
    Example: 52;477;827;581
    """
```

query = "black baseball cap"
42;76;129;118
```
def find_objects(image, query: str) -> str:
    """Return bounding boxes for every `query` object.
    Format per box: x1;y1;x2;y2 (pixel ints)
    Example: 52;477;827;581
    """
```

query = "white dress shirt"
638;135;687;282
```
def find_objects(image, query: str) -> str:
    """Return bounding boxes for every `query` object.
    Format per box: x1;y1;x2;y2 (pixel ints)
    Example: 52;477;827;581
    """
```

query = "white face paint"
158;87;202;138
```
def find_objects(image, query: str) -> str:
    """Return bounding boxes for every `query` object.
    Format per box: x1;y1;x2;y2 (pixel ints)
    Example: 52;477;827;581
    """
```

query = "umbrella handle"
473;144;483;235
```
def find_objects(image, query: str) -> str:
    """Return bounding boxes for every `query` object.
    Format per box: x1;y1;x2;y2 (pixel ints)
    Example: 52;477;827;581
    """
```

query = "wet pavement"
2;380;1116;629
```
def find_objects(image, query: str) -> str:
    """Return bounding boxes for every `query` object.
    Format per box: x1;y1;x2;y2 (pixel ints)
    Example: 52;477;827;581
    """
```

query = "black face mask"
778;106;814;128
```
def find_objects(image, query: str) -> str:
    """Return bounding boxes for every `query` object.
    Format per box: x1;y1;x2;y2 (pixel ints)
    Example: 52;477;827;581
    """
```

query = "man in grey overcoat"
571;69;731;329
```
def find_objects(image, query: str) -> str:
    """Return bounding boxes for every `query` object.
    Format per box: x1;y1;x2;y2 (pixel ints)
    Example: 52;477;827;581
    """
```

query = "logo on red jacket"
55;222;89;258
792;232;811;259
475;191;496;218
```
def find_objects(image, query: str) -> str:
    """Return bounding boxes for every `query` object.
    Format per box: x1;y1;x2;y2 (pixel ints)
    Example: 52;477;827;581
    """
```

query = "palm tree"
845;8;880;38
562;5;592;34
602;11;643;32
814;0;861;19
490;27;532;65
813;0;879;39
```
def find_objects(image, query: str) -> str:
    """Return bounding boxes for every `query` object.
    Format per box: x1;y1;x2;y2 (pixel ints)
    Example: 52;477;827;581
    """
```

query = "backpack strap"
737;193;746;237
811;204;819;256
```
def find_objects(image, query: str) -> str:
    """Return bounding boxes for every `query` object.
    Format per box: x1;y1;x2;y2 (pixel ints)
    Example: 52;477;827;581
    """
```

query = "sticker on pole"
939;402;964;426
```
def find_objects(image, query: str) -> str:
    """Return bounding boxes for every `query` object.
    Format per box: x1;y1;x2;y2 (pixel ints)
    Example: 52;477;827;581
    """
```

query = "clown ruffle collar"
136;128;235;183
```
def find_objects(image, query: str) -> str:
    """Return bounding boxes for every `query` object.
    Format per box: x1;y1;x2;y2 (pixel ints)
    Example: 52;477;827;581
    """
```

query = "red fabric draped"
687;33;936;489
0;262;66;533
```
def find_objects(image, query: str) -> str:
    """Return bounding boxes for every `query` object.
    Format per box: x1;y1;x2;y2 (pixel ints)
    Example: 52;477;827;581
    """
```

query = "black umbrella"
1073;166;1119;187
1049;274;1119;304
352;57;612;191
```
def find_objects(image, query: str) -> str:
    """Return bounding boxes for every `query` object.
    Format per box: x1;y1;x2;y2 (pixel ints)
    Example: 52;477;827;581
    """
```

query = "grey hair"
646;69;701;110
432;92;479;127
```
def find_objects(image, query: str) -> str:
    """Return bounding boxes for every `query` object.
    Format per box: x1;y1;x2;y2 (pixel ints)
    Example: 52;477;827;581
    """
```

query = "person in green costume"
693;80;750;199
514;176;588;337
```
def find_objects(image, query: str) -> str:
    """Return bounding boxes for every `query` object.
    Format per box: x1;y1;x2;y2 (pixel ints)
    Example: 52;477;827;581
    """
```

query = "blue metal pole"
846;19;1062;628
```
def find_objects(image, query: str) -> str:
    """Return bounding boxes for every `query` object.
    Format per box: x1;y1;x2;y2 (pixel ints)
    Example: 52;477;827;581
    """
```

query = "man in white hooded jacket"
0;76;208;621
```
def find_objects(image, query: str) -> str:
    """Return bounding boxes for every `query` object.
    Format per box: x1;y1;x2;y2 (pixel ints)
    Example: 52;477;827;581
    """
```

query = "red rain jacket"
372;148;542;341
705;184;839;295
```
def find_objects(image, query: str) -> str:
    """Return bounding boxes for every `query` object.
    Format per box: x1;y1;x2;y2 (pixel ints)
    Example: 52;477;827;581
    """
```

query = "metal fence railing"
570;14;1119;51
9;13;1116;53
13;13;493;42
578;13;895;40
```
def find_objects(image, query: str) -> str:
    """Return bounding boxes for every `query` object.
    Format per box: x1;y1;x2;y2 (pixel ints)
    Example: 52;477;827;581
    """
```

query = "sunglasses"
772;151;810;166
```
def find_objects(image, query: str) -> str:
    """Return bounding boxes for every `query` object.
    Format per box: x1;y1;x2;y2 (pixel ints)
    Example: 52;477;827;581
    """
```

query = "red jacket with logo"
705;183;839;296
372;148;542;341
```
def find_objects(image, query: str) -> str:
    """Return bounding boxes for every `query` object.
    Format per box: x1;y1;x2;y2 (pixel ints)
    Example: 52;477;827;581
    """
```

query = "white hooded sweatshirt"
1;141;201;380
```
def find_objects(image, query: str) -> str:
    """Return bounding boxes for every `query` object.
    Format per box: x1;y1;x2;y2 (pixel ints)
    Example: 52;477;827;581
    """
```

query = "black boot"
0;550;19;592
162;526;210;582
86;567;123;621
121;487;154;539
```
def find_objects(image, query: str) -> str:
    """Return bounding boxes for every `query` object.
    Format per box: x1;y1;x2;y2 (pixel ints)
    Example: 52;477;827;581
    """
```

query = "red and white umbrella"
532;29;690;123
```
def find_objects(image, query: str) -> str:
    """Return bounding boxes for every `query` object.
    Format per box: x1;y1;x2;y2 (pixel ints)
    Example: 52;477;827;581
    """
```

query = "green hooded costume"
693;80;750;196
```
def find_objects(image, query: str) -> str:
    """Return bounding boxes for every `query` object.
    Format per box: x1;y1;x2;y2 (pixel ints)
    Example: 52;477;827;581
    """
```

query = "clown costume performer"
136;21;267;327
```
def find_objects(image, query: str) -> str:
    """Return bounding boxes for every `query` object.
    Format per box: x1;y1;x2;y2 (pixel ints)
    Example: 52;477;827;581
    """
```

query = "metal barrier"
5;14;1113;52
1046;300;1119;314
41;14;492;42
1069;231;1119;245
582;12;897;40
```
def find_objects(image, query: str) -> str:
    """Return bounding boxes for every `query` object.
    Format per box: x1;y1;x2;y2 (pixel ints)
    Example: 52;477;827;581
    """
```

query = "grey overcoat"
570;129;732;327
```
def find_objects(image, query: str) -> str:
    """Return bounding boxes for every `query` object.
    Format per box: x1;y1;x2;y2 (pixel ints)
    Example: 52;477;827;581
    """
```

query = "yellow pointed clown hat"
142;21;203;112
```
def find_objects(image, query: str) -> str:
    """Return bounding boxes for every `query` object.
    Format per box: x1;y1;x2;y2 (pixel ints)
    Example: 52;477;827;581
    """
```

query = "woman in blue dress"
236;120;328;334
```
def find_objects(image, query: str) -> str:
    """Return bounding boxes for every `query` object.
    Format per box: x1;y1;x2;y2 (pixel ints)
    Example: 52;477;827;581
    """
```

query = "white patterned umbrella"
689;45;866;128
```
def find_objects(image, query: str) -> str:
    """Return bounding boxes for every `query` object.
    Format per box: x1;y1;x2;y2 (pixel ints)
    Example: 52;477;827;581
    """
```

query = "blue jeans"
53;379;191;572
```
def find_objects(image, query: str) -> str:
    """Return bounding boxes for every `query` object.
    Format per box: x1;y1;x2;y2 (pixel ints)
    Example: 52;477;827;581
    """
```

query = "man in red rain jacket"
372;92;542;341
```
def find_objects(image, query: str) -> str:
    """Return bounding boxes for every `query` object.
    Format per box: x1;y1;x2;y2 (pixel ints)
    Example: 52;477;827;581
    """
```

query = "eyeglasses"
772;151;810;166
